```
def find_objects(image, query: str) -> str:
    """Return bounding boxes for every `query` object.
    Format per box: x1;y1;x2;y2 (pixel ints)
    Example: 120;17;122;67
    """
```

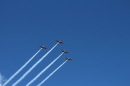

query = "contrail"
3;48;42;86
26;52;64;86
12;43;59;86
37;60;68;86
0;73;3;86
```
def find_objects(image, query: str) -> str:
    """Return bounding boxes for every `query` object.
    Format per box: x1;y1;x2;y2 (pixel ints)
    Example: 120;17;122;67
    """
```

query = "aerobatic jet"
66;58;72;60
40;46;47;49
62;50;68;53
57;40;63;44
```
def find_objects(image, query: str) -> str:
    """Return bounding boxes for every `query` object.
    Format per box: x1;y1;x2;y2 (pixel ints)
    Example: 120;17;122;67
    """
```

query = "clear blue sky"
0;0;130;86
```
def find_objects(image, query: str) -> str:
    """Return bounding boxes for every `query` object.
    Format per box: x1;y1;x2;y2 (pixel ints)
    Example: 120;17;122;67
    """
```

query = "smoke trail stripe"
12;43;58;86
26;53;64;86
37;60;67;86
3;48;42;86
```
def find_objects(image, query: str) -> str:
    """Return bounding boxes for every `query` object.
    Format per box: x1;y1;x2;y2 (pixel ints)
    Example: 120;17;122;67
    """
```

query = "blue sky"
0;0;130;86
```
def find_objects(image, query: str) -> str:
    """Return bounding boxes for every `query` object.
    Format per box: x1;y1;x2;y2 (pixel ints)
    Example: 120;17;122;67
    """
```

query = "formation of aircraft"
40;40;71;59
41;40;72;60
2;40;72;86
40;40;72;60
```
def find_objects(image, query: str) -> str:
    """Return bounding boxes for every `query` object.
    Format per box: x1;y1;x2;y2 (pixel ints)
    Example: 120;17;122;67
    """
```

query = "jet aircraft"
66;58;72;60
62;50;68;53
40;46;47;49
57;40;63;44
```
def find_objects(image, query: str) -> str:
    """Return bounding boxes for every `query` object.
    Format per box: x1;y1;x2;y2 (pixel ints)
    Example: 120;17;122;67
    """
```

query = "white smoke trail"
0;74;3;86
0;73;6;86
26;52;64;86
12;43;58;86
37;60;67;86
3;48;42;86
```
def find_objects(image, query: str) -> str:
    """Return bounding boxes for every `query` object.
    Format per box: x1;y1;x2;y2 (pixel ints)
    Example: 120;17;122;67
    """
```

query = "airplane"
62;50;68;53
66;58;72;60
57;40;63;44
40;46;47;49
